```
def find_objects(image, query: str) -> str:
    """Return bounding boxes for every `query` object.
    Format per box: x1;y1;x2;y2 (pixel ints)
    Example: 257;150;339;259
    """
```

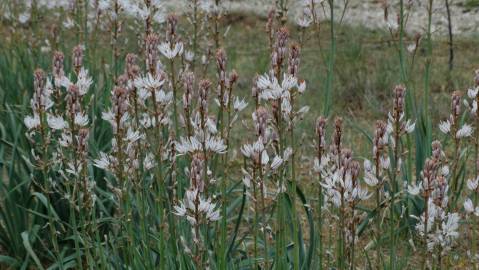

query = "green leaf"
0;255;19;267
21;231;45;270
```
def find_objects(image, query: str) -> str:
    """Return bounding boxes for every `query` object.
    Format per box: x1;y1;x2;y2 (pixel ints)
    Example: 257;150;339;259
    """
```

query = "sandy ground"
164;0;479;36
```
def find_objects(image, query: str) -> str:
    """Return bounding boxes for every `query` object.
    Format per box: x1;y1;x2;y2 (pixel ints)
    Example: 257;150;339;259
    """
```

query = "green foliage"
0;2;478;269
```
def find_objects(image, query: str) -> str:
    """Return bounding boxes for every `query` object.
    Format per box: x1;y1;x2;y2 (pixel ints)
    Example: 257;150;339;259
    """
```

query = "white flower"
464;198;475;213
159;42;184;59
467;178;479;191
261;150;269;165
354;187;371;201
468;87;479;99
74;112;89;127
47;114;68;130
283;147;293;160
154;90;173;105
329;190;342;207
173;203;187;216
59;76;73;89
101;111;115;125
438;120;451;134
125;128;143;143
407;43;417;53
41;46;51;53
185;189;197;210
206;118;217;134
241;140;263;158
408;183;421;196
153;10;166;23
282;74;298;91
65;161;81;176
281;98;292;115
380;156;390;169
297;106;310;115
175;190;221;224
441;213;460;240
134;73;164;90
205;136;227;153
101;110;129;132
206;207;221;222
184;50;194;62
93;152;111;170
404;120;415;134
257;74;283;100
143;153;156;170
24;114;40;130
456;124;473;138
386;18;399;31
296;15;312;28
176;136;202;154
186;216;197;225
18;12;30;24
59;133;72;147
440;165;449;177
242;173;251;188
138;88;151;101
297;81;306;93
176;136;226;154
233;97;248;112
98;0;110;10
363;159;373;172
364;171;378;187
257;74;276;89
63;17;74;29
270;156;283;170
471;101;478;114
76;68;93;95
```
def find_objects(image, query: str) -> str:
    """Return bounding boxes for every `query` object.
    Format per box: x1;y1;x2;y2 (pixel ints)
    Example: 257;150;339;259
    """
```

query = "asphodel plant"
7;0;479;269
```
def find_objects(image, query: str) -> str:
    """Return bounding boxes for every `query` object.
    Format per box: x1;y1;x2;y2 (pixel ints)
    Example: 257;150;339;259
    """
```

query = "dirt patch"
165;0;479;36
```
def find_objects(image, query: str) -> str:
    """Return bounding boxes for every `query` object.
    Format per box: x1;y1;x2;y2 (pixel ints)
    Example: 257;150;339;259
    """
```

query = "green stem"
259;167;269;269
422;195;429;269
170;59;179;137
318;184;323;270
191;0;199;70
290;97;300;270
253;168;259;270
375;156;382;268
151;91;167;270
323;0;335;116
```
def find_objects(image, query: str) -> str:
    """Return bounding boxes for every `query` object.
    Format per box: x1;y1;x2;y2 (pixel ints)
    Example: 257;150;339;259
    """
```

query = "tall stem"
259;167;269;269
192;0;199;70
170;59;179;137
151;91;166;270
213;0;220;49
290;95;300;270
445;0;453;72
253;168;259;270
317;166;323;269
375;156;382;269
323;0;335;116
422;195;429;269
112;0;120;82
38;111;61;260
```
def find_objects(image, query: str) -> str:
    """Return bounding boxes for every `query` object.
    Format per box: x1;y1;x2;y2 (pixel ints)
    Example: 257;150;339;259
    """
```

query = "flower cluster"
364;120;391;188
439;91;473;138
24;45;95;209
409;141;460;255
319;118;370;259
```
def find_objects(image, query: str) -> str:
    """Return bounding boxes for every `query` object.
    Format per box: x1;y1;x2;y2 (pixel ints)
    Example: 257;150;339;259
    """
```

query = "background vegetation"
1;0;479;269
